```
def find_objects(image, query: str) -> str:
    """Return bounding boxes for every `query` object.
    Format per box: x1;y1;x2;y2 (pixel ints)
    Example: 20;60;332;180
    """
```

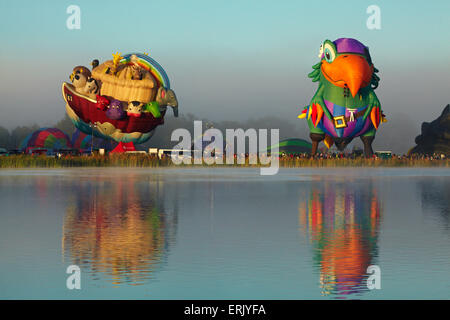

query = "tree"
0;126;10;149
10;124;40;149
54;114;75;136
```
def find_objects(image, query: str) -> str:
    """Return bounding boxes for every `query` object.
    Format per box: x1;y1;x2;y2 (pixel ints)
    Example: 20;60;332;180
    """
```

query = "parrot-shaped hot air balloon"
298;38;386;157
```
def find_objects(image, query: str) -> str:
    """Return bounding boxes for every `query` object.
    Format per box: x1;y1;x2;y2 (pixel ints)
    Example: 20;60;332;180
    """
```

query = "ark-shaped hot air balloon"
62;53;178;152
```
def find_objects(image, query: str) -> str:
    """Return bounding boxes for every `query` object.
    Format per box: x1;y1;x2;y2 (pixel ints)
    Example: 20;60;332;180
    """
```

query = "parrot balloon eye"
322;42;336;63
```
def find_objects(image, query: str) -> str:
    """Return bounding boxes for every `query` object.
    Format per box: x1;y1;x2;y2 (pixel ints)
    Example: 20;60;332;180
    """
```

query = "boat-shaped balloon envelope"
62;52;178;152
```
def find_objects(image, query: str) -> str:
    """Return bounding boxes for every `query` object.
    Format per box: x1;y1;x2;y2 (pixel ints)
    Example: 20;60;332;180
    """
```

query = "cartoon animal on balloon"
83;77;99;99
298;38;386;157
126;101;143;117
156;87;178;117
69;66;91;94
106;99;125;120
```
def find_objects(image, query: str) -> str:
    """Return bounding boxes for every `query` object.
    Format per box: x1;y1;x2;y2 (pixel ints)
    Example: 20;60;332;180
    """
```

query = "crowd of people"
279;152;447;160
4;148;447;162
161;151;448;161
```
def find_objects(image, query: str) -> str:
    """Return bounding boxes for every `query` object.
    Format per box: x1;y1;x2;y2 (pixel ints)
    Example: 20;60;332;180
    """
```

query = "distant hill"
410;104;450;156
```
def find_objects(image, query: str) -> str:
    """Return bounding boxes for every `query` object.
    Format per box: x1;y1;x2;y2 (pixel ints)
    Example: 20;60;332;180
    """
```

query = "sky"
0;0;449;148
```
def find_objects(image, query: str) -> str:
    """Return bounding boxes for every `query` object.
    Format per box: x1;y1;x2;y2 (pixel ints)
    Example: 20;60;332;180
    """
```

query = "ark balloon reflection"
62;177;178;285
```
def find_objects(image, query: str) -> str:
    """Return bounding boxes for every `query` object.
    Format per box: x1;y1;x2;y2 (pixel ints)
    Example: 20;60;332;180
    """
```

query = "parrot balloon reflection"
298;180;382;297
62;52;178;152
298;38;386;157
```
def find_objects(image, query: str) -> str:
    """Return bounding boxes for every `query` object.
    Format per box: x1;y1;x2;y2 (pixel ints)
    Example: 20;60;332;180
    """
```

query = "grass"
276;157;449;168
0;154;448;168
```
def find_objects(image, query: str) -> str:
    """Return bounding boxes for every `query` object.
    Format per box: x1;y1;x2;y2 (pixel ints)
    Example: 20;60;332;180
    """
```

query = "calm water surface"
0;168;449;299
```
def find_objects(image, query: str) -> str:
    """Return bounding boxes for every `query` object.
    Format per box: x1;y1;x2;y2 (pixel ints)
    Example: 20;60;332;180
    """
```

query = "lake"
0;167;449;299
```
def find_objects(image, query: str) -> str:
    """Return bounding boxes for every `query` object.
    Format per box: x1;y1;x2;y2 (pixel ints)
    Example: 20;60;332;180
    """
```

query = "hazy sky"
0;0;449;136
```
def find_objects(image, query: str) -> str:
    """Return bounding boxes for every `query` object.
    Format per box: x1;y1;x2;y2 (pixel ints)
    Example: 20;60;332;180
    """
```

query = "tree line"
0;111;420;154
0;113;309;151
0;115;75;150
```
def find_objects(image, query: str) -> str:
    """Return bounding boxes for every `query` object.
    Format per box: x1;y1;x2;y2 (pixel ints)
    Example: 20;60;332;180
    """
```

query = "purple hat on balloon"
319;38;371;60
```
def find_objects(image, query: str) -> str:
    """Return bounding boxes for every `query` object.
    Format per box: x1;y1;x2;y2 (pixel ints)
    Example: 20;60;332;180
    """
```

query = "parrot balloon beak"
321;54;373;97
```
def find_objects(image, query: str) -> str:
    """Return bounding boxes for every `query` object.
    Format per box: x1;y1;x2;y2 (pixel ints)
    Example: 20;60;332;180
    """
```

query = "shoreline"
0;155;448;169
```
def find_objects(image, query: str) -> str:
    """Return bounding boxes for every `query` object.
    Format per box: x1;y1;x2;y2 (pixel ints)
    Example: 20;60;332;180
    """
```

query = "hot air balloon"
267;138;312;155
298;38;386;157
20;128;72;154
71;129;115;152
62;52;178;153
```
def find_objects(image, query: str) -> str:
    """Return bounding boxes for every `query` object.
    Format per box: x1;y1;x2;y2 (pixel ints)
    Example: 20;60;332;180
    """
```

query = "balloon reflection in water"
62;177;177;286
298;178;382;297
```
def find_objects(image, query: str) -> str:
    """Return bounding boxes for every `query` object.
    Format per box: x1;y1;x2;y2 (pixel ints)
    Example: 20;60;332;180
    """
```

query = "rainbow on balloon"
120;53;171;89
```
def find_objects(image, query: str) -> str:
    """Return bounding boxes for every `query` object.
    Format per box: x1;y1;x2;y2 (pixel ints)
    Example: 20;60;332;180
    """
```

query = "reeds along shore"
0;154;449;168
